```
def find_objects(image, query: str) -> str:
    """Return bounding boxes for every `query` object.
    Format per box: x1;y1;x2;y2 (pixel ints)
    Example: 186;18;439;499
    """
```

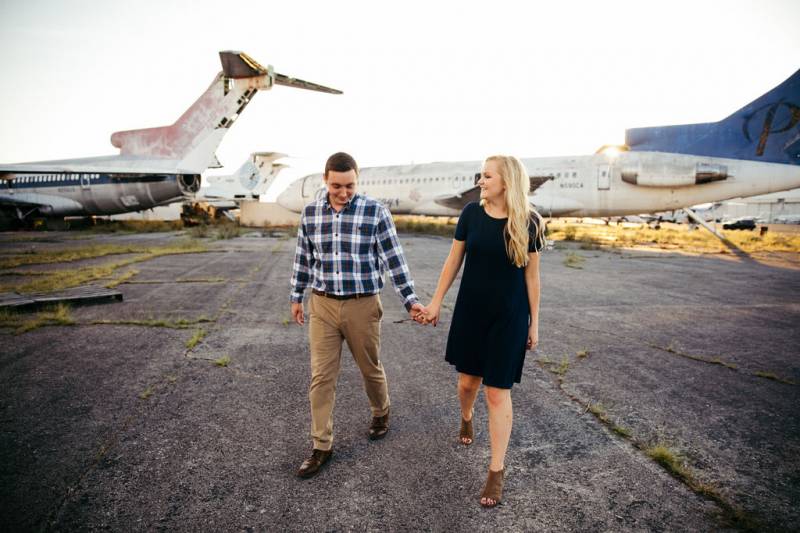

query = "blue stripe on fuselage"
4;173;178;189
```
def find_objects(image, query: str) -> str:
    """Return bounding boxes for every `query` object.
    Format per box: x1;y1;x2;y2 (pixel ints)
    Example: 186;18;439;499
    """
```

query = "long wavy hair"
481;155;545;267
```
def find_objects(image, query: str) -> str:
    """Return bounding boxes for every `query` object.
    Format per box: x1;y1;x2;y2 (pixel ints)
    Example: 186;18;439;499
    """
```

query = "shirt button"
335;233;338;237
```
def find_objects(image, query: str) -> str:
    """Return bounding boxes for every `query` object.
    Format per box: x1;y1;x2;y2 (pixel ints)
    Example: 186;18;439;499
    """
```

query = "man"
290;152;425;478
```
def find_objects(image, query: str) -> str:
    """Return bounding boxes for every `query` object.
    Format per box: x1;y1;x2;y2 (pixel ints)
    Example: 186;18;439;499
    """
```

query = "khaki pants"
308;293;389;451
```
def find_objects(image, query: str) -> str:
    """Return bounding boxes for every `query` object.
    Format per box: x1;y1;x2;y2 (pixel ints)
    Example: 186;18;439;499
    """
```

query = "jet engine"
620;163;727;187
178;174;201;194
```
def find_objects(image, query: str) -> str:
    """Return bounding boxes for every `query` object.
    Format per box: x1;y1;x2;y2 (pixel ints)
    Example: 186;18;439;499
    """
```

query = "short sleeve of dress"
454;203;474;241
528;214;545;253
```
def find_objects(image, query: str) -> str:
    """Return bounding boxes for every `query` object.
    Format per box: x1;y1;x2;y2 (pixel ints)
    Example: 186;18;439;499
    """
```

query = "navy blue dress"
445;202;544;389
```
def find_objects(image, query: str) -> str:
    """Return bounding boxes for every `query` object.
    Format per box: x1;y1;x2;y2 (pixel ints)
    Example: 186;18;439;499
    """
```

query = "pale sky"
1;0;798;200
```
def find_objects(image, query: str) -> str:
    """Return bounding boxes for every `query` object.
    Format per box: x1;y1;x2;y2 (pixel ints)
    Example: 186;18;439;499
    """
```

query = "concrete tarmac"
1;230;798;531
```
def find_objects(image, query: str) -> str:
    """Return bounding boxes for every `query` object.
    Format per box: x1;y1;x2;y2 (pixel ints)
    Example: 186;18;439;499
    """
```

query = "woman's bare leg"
482;385;512;505
458;373;481;444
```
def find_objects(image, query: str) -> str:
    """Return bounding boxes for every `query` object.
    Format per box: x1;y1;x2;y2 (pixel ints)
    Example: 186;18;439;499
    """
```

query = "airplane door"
597;165;610;190
80;173;91;190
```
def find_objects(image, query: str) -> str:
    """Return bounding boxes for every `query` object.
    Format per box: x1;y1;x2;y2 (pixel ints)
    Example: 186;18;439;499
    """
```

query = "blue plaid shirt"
290;192;420;311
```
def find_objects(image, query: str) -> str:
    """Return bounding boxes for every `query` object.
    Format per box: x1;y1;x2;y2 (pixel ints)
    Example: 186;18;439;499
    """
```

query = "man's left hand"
409;302;427;324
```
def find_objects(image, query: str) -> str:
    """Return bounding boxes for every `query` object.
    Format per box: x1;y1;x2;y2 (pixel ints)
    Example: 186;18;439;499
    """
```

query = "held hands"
409;302;427;324
410;302;440;326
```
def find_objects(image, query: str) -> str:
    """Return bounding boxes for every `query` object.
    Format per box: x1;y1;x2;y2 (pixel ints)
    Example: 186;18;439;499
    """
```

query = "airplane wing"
273;73;343;95
0;192;84;213
433;185;481;210
433;176;553;210
0;155;190;176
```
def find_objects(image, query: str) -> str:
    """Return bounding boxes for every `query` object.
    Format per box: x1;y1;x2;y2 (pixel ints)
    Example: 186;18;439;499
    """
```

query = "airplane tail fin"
229;152;288;195
625;68;800;165
203;152;287;199
109;51;340;173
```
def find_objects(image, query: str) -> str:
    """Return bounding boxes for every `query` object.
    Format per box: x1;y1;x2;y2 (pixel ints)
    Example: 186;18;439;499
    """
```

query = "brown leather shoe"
368;410;389;440
297;449;332;479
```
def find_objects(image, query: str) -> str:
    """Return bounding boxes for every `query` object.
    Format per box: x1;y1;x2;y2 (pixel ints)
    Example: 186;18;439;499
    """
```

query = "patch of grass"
755;371;796;385
1;241;208;294
90;316;214;329
547;219;800;253
0;307;20;329
281;317;290;326
587;402;610;423
611;424;632;438
187;224;211;238
709;357;737;370
139;386;155;400
0;270;49;277
554;356;570;376
185;328;207;350
214;355;231;367
393;215;457;237
646;444;693;480
215;223;242;240
87;220;183;234
105;269;139;288
563;252;585;269
652;341;739;371
0;243;143;269
15;303;75;334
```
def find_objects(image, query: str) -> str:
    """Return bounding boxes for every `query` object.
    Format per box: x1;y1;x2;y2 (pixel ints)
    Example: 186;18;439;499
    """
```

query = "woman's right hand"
424;302;441;327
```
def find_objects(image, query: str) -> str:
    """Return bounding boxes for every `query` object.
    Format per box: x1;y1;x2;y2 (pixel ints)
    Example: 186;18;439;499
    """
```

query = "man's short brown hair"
325;152;359;177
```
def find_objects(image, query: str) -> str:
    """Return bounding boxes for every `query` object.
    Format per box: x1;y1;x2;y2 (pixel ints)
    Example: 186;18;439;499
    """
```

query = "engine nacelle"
179;174;201;194
621;162;727;187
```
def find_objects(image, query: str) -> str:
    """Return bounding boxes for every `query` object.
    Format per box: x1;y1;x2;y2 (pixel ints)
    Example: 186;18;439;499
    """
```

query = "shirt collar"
318;190;360;213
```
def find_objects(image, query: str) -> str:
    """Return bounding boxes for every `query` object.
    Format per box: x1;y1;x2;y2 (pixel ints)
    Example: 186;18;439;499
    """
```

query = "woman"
423;155;544;508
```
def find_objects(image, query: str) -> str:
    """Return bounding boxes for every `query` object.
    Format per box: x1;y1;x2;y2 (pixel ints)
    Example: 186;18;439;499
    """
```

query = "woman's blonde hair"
481;155;545;267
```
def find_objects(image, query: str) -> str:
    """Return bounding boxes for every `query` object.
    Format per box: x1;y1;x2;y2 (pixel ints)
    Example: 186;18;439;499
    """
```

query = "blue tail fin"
625;68;800;165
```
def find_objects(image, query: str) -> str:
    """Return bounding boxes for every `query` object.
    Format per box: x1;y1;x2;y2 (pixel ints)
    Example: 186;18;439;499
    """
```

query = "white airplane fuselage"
277;151;800;218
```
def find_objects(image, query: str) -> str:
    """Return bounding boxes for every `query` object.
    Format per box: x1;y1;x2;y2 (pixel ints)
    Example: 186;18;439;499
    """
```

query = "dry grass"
393;215;457;237
87;220;183;234
0;241;208;294
89;315;214;329
563;252;586;269
754;371;796;385
214;355;231;367
0;243;145;269
105;269;139;289
0;303;75;334
185;329;207;350
547;220;800;253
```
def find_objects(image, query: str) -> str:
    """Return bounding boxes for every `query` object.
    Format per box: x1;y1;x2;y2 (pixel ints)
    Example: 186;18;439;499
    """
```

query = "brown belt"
312;289;376;301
